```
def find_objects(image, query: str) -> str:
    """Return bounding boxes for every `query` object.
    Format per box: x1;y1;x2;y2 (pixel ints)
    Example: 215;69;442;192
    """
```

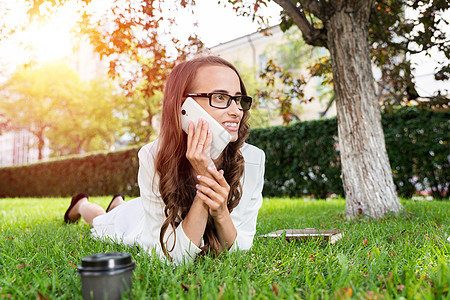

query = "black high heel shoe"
64;193;89;223
106;193;125;213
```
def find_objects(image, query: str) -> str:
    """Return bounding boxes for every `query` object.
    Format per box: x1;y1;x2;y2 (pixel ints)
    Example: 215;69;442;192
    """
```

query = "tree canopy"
237;0;449;120
0;62;122;158
8;0;449;121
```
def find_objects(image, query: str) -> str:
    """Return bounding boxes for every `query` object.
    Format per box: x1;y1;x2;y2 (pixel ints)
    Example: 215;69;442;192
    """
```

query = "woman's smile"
222;120;240;132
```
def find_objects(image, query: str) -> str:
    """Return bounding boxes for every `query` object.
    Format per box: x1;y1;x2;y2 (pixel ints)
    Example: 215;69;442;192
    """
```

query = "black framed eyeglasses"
184;93;252;111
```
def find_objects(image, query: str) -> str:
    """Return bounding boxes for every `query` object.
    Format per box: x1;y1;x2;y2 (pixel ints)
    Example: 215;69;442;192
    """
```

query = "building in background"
210;25;285;73
0;129;50;167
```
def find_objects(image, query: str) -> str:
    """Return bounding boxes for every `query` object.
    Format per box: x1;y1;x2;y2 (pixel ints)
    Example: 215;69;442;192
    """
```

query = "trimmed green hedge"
382;108;449;199
0;148;140;198
247;117;342;198
0;107;448;199
247;107;449;199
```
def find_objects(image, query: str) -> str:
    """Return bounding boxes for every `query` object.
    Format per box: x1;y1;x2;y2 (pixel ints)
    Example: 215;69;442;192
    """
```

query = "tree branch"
273;0;328;48
384;39;450;55
319;94;335;118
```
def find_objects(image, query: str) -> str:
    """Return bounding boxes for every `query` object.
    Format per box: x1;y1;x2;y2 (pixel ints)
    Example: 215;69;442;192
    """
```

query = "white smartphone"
181;97;232;159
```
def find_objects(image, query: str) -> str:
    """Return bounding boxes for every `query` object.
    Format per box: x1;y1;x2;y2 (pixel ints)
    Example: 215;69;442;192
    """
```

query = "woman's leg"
67;196;106;226
65;193;127;226
106;194;125;212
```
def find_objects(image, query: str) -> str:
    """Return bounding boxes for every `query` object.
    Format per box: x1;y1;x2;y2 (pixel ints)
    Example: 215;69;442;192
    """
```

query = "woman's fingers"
196;190;220;210
186;119;216;178
187;119;203;147
196;170;230;217
186;119;213;159
187;121;195;149
196;183;221;200
188;119;211;155
196;171;229;201
206;167;229;190
196;183;227;210
195;119;208;150
197;172;227;192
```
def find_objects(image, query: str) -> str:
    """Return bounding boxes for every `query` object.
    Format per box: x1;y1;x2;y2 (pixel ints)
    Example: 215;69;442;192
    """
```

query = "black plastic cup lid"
78;252;135;273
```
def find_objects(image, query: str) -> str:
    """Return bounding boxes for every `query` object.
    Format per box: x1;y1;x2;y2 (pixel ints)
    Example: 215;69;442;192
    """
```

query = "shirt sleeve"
137;143;202;265
229;147;265;252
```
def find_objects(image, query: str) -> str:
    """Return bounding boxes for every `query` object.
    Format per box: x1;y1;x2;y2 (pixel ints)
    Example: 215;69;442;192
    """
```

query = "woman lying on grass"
63;56;265;264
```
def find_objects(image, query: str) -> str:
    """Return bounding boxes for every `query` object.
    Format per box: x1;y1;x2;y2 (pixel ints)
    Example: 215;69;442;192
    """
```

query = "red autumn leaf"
363;238;369;246
36;291;48;300
272;283;279;296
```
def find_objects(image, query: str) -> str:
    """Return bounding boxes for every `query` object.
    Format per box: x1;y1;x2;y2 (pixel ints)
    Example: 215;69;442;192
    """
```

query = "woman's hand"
186;119;216;178
195;167;230;220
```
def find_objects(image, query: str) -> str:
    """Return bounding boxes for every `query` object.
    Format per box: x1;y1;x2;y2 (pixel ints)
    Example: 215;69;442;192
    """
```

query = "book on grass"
260;228;344;244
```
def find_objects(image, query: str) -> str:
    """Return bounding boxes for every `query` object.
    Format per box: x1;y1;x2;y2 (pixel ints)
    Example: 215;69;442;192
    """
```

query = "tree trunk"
37;130;44;160
325;3;403;218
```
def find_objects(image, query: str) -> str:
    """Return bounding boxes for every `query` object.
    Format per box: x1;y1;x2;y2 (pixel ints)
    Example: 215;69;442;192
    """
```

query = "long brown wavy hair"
154;56;250;258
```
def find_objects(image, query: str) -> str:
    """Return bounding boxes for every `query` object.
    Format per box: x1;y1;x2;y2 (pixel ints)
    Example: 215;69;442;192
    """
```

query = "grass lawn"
0;197;448;299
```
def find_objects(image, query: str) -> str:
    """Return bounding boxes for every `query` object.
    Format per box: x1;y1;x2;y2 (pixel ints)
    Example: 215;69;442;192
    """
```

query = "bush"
383;107;449;199
0;107;448;199
247;107;449;199
247;118;342;198
0;148;140;198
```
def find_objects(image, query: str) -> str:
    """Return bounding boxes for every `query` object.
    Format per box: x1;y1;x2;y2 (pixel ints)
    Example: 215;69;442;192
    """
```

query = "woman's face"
189;65;244;142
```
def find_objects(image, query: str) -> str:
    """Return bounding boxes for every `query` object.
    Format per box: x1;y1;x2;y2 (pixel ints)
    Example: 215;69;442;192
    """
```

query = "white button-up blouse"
92;140;265;264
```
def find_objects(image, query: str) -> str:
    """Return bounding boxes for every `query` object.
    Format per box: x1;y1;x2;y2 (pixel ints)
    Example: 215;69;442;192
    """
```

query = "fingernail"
197;175;201;179
195;184;199;188
208;129;212;134
207;166;213;170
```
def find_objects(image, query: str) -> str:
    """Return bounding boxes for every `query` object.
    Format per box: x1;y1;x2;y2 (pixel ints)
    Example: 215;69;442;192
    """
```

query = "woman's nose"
227;100;241;115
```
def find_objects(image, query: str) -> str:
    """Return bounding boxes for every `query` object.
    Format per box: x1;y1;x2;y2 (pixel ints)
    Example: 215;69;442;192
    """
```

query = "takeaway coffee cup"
78;252;135;300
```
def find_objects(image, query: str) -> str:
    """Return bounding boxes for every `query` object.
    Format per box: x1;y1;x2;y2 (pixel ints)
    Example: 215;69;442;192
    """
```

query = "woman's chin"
227;131;239;143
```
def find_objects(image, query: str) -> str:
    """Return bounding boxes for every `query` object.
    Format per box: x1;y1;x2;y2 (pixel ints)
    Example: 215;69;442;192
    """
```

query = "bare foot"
106;195;125;212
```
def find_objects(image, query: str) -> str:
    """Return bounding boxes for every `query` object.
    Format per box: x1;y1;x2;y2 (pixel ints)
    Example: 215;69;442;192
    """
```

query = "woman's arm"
195;146;266;251
196;167;237;251
180;195;209;247
184;119;237;251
